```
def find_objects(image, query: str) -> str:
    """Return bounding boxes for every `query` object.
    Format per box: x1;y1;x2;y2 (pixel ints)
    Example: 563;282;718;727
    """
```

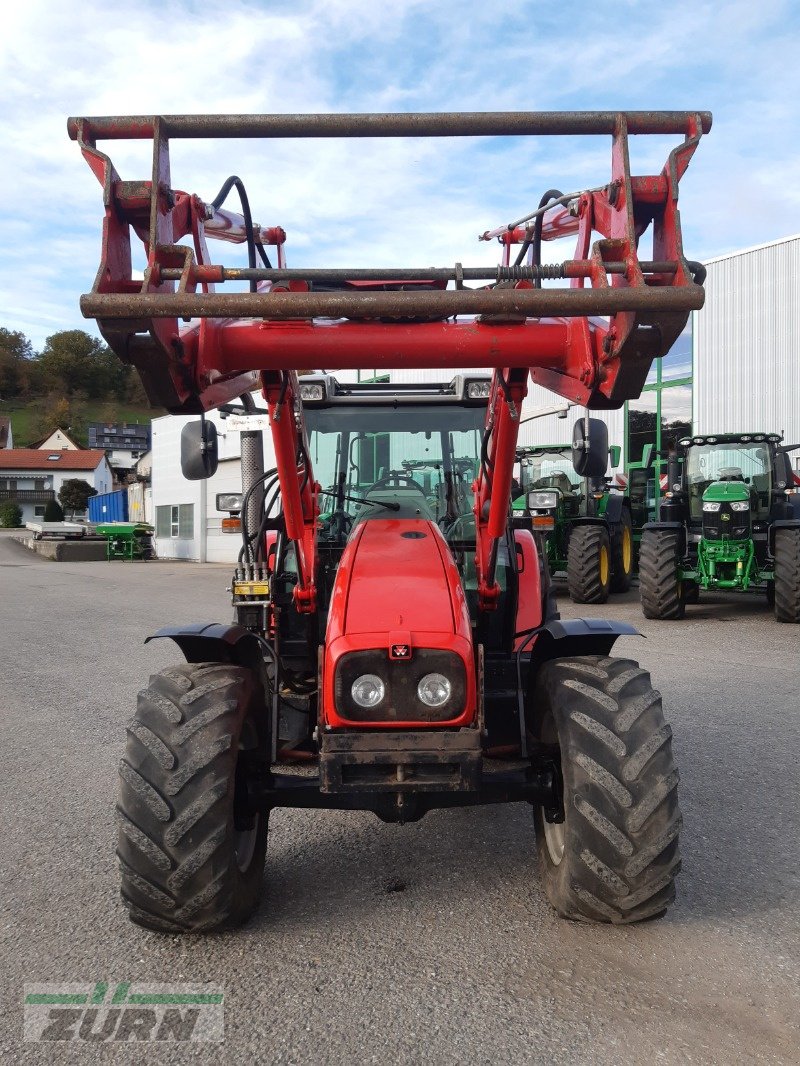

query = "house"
0;416;12;449
87;422;151;476
29;427;82;451
0;449;113;523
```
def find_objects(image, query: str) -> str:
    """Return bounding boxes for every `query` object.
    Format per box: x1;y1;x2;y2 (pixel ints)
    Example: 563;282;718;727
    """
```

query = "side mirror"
641;443;655;469
608;445;622;469
572;417;609;478
181;419;218;481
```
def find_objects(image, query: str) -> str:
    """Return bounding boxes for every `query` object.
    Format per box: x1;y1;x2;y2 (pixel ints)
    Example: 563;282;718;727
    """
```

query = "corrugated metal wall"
694;235;800;441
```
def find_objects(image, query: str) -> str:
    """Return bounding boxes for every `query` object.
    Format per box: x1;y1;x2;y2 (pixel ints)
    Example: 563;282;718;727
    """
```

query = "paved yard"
1;530;798;1063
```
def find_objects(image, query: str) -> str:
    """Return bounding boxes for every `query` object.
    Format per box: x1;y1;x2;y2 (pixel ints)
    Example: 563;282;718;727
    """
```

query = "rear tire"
639;529;685;619
774;528;800;623
610;509;634;593
117;662;269;932
532;655;681;923
567;525;612;604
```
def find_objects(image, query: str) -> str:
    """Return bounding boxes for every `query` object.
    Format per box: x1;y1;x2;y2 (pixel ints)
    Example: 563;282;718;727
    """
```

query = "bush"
0;502;22;528
43;499;65;522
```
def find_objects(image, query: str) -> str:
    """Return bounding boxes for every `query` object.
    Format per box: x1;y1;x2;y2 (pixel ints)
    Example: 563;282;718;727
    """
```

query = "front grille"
703;502;750;540
335;649;467;722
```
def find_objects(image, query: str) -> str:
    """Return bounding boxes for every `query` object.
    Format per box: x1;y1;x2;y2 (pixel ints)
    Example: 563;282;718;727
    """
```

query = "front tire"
532;655;681;923
639;528;685;620
567;524;612;604
774;528;800;623
117;662;269;932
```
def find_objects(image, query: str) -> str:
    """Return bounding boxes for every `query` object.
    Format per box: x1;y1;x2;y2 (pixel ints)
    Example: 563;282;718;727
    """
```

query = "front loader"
639;432;800;621
70;109;709;929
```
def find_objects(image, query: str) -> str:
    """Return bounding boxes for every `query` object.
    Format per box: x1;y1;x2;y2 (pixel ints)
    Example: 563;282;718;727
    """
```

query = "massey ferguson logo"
390;644;411;659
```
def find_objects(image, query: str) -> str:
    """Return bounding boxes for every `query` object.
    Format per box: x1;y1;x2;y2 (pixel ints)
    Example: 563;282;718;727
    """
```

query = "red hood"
326;518;471;646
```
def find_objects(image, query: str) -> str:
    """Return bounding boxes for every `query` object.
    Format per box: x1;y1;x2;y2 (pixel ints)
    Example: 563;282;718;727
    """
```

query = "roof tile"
0;449;107;470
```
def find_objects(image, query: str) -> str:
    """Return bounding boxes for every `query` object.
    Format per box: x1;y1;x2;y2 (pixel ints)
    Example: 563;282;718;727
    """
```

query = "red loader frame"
69;110;709;618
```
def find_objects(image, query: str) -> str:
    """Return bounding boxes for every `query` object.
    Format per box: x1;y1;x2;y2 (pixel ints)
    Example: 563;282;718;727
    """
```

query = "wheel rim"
599;544;610;586
622;526;632;573
543;815;566;866
233;719;260;872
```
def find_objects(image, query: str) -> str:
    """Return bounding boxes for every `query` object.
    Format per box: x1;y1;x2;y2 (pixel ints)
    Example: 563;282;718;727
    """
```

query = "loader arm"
69;110;709;613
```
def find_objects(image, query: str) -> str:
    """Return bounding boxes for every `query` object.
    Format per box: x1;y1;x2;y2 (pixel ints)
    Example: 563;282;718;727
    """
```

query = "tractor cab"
681;434;781;528
517;446;583;523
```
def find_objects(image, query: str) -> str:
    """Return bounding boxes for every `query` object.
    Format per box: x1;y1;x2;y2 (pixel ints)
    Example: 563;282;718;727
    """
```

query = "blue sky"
2;0;799;350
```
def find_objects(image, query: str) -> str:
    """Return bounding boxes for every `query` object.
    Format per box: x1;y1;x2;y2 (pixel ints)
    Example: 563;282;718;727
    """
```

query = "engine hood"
703;481;750;504
327;518;470;641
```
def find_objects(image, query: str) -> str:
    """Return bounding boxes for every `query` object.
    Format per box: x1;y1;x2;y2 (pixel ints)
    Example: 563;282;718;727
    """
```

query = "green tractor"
514;418;634;604
639;432;800;622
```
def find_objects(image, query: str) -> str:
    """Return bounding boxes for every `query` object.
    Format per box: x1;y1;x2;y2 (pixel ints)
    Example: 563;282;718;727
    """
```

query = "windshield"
686;441;773;520
305;403;484;525
519;449;581;494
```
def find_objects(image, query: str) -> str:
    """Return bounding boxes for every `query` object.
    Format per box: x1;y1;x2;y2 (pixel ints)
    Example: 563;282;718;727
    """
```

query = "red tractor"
70;110;709;929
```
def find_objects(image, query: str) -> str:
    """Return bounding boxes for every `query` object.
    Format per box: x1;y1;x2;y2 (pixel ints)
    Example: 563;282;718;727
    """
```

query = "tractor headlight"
703;501;721;512
417;673;451;708
528;490;559;510
730;501;750;512
351;674;385;709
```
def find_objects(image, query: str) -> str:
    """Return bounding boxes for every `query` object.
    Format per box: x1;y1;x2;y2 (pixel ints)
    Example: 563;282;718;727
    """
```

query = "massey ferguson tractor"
639;432;800;621
70;110;709;930
514;434;633;603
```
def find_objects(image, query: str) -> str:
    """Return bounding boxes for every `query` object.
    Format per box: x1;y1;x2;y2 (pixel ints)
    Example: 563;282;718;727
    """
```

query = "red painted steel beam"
193;319;576;373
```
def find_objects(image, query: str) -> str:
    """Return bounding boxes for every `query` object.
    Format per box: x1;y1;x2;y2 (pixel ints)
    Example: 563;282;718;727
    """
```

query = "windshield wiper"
319;489;400;512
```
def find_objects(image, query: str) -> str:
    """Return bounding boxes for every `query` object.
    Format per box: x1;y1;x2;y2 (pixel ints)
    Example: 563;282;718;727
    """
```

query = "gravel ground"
1;529;799;1064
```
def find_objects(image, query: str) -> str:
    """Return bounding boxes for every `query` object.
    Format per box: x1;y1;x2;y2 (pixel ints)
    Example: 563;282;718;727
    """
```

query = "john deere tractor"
639;433;800;622
515;419;633;604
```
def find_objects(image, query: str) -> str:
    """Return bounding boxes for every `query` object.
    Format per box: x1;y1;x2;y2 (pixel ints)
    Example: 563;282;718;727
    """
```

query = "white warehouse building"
151;234;800;561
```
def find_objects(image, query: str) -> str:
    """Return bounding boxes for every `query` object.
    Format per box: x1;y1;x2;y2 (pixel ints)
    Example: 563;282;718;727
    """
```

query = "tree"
38;330;121;400
58;479;97;516
0;502;22;528
0;327;34;399
43;499;65;522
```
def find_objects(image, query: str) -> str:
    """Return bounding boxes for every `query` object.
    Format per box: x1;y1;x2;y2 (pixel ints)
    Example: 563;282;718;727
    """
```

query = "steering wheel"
369;473;427;494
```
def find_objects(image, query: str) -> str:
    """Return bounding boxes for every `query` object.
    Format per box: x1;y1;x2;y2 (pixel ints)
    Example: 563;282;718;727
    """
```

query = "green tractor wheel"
639;529;685;620
610;508;634;593
773;528;800;623
567;524;612;604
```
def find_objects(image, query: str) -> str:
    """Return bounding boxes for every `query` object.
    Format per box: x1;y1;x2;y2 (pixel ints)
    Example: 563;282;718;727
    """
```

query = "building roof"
0;449;107;471
702;232;800;266
28;427;82;450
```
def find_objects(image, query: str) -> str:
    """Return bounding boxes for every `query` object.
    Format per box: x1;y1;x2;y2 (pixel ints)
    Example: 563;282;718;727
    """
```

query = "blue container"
88;489;129;523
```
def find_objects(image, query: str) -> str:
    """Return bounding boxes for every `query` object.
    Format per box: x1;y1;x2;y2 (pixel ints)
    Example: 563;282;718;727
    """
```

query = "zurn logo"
24;982;224;1042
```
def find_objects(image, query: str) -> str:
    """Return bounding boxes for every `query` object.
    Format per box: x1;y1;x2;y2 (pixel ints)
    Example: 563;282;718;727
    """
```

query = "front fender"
529;617;642;670
145;622;264;672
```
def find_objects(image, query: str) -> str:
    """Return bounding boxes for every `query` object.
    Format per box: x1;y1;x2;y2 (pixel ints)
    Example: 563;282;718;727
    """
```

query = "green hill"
0;399;158;448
